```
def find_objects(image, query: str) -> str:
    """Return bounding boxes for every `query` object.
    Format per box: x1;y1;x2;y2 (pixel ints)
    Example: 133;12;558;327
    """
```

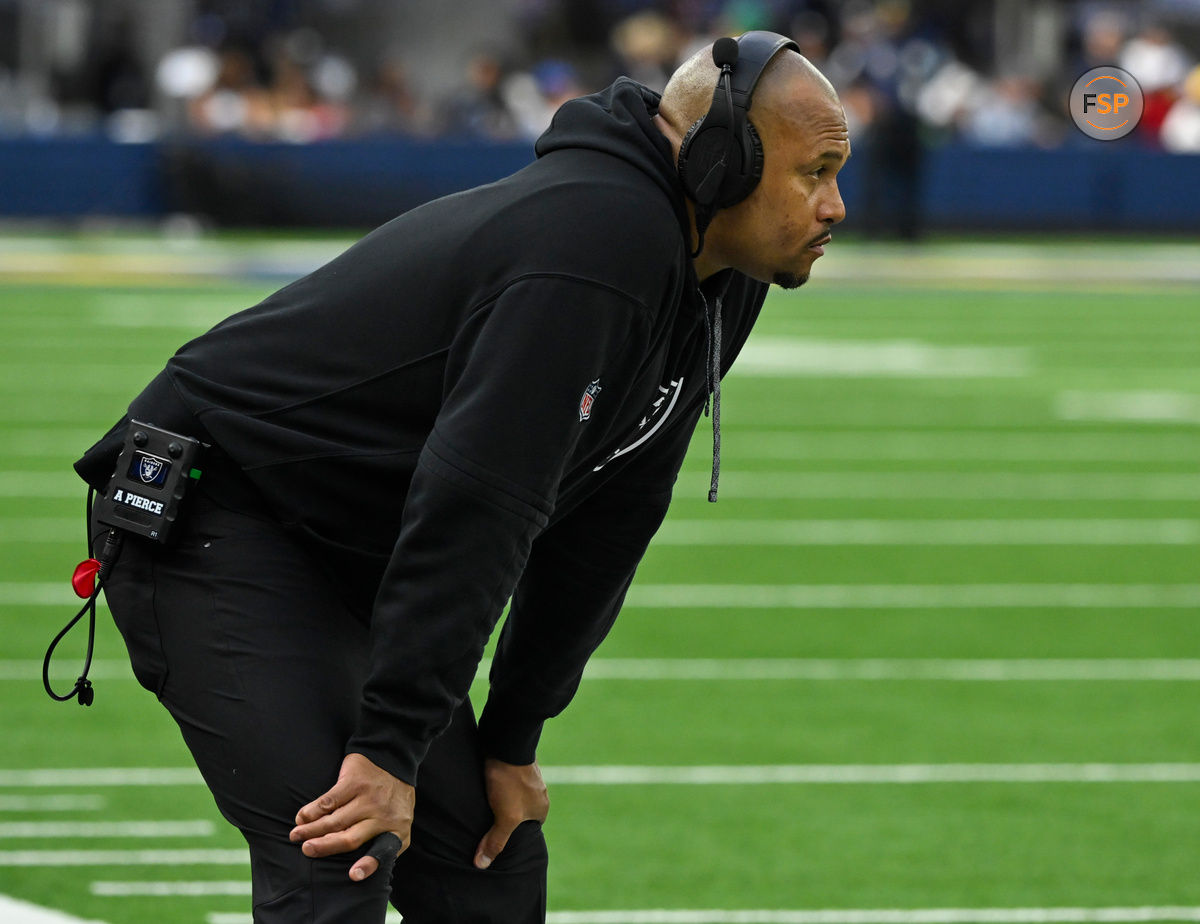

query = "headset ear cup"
679;31;798;214
679;125;739;207
716;118;764;208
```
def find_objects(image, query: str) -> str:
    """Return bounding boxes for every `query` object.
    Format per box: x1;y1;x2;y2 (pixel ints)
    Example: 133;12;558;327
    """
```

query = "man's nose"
819;180;846;225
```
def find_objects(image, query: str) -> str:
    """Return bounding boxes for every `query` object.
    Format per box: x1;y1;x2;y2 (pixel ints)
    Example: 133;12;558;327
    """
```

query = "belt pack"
93;419;207;545
46;421;207;708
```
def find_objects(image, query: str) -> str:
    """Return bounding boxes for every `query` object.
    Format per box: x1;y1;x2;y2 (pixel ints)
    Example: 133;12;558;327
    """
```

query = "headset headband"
724;31;800;116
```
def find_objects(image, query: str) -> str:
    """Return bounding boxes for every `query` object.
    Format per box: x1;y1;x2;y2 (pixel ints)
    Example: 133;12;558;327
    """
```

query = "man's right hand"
289;752;415;882
474;758;549;870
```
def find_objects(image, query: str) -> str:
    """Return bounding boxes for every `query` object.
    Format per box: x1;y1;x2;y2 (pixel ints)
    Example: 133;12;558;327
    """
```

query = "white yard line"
151;906;1200;924
689;472;1200;501
0;796;104;812
625;584;1200;609
0;894;107;924
542;911;1200;924
14;470;1200;501
733;339;1031;378
7;764;1200;793
0;820;214;839
0;474;83;497
93;881;249;897
90;296;239;330
0;768;202;787
0;583;78;606
578;659;1200;682
5;661;131;681
3;236;1195;284
11;517;1200;546
0;848;246;866
9;580;1200;609
686;431;1200;462
539;764;1200;785
129;904;1200;923
205;914;403;924
8;582;1200;611
0;366;156;389
9;470;1200;504
811;241;1200;285
1055;390;1200;425
3;430;106;458
0;518;83;542
654;519;1200;545
17;658;1200;684
13;517;1200;546
7;427;1200;471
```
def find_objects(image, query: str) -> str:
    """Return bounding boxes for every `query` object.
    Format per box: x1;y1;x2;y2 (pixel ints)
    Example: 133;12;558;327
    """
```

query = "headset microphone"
712;36;740;69
690;38;739;206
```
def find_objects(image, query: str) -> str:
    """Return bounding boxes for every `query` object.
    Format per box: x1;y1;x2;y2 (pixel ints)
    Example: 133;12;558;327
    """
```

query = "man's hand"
290;752;415;882
473;758;549;870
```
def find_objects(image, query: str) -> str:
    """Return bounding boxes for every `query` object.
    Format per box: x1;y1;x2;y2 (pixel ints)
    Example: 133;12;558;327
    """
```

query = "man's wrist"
477;698;544;766
342;743;419;788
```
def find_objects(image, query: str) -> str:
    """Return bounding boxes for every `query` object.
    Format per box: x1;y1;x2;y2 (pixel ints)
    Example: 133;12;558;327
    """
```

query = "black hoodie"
76;78;769;785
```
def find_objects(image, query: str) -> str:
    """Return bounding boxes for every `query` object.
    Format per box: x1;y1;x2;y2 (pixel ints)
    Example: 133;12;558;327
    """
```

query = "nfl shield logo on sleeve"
578;379;602;422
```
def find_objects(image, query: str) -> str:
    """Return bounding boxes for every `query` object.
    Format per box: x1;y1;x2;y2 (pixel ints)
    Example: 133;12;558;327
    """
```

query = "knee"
391;834;548;924
485;820;548;874
247;833;395;922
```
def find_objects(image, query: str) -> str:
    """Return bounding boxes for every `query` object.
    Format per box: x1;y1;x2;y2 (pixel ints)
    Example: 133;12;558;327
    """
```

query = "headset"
676;30;800;252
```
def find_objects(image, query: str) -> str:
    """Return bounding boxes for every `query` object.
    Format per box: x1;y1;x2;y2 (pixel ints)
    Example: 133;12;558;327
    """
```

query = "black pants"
98;493;547;922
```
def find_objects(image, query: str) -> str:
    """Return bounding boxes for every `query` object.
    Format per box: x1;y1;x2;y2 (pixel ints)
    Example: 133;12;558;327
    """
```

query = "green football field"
1;233;1199;923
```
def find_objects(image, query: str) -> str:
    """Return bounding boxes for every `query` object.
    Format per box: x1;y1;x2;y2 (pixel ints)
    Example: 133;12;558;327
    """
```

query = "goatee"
772;271;809;290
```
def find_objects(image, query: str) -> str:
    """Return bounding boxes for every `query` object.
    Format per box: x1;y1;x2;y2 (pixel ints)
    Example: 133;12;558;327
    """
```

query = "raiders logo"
138;455;165;484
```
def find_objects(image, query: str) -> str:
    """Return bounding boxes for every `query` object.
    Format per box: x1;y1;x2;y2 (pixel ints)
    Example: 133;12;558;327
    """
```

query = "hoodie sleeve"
475;401;703;765
344;275;649;786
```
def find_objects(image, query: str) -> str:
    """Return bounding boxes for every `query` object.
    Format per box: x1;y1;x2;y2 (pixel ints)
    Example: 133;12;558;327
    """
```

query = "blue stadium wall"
1;135;1197;231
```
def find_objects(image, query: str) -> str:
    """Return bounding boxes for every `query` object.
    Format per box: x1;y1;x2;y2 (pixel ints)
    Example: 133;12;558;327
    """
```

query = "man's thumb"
473;821;514;870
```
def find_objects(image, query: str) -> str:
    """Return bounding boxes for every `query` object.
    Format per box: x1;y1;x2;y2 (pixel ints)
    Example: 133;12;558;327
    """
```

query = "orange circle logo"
1070;66;1144;140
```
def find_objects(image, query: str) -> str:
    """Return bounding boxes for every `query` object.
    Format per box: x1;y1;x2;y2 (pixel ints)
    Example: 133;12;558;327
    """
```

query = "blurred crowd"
2;0;1199;152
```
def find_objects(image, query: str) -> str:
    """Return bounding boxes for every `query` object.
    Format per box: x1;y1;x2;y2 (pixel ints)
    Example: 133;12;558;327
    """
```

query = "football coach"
74;31;849;923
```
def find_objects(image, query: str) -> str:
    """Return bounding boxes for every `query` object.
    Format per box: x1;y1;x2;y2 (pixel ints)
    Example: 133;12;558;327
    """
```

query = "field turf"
1;234;1198;923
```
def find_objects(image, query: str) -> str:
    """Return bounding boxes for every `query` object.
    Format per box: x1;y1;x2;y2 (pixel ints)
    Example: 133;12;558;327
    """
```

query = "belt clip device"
46;421;206;707
93;420;206;544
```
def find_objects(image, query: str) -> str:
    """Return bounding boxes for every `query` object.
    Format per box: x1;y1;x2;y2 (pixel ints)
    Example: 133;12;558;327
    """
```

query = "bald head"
659;40;838;136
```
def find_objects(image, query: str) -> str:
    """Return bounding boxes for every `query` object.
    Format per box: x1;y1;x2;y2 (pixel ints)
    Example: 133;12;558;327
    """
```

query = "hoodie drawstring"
701;292;723;503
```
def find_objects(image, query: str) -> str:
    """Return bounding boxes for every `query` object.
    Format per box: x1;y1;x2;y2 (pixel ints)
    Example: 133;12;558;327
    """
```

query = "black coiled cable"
42;488;122;707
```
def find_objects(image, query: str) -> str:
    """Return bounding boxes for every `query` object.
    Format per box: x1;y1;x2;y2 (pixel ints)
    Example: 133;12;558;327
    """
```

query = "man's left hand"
473;758;549;870
289;752;415;882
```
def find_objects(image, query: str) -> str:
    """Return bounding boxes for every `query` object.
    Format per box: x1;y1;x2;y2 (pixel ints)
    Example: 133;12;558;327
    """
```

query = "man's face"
705;79;850;289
